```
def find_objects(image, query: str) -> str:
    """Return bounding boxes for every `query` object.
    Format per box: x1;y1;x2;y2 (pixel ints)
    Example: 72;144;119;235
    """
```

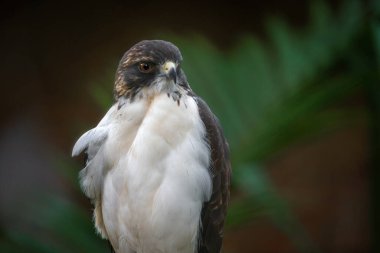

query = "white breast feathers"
73;92;212;253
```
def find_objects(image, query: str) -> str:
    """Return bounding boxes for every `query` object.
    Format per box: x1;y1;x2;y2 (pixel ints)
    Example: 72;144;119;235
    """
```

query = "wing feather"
72;127;108;158
71;105;118;241
71;104;118;199
195;97;231;253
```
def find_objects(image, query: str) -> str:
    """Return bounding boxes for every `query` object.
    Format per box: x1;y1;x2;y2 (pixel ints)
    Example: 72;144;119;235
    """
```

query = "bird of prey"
72;40;231;253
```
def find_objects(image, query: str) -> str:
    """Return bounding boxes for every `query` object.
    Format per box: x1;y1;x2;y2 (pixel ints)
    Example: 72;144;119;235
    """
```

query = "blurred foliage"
1;0;379;252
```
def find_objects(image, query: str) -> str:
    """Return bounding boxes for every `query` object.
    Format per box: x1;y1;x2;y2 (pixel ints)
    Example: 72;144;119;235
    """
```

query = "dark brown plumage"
195;97;231;253
114;40;188;100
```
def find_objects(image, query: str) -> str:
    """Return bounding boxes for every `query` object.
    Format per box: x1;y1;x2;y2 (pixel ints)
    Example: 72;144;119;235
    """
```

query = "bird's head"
114;40;190;101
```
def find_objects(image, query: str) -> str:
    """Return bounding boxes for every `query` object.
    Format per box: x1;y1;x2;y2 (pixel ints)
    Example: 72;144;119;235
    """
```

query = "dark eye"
138;62;155;73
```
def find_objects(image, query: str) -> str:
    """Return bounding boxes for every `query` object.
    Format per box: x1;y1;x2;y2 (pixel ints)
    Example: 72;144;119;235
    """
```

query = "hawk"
72;40;231;253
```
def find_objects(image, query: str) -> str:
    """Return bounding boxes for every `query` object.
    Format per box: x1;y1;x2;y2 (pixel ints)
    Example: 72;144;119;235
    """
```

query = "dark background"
0;1;377;253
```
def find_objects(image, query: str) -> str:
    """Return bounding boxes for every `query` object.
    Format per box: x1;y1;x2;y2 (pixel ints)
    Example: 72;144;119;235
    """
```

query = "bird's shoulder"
72;104;118;159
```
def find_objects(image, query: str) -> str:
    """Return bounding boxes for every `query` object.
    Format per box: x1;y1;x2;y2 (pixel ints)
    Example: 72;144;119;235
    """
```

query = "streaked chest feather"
100;93;212;253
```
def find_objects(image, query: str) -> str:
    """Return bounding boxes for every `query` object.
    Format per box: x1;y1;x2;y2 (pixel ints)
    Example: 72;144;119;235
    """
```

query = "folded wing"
72;104;117;200
195;97;231;253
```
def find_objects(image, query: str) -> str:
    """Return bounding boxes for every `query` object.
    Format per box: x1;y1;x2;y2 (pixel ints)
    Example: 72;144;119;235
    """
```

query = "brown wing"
195;97;231;253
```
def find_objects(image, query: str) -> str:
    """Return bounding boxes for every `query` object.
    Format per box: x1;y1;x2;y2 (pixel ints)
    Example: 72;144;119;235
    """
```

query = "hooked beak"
162;61;177;84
